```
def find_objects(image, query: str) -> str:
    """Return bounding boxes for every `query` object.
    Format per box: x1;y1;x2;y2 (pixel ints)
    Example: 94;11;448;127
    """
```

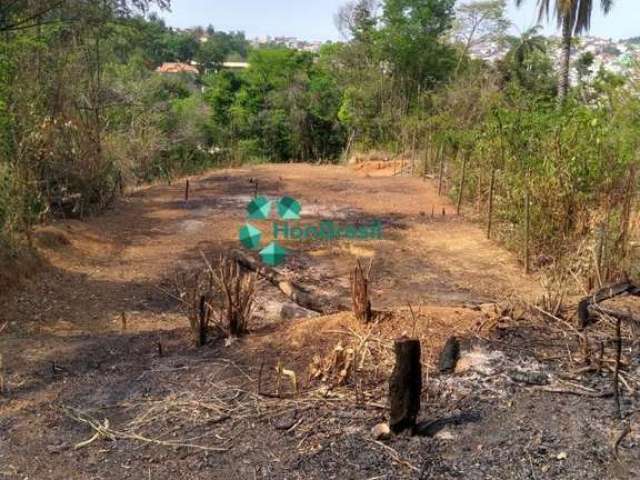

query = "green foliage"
1;0;638;282
204;48;346;162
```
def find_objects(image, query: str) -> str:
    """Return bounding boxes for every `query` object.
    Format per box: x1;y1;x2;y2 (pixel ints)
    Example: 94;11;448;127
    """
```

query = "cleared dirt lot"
0;164;637;479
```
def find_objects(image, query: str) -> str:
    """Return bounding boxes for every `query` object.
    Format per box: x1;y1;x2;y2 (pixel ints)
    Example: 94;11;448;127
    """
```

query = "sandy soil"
0;163;638;479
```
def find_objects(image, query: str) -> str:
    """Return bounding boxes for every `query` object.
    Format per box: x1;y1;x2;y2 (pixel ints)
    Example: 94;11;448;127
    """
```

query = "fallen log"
230;249;332;314
577;281;640;329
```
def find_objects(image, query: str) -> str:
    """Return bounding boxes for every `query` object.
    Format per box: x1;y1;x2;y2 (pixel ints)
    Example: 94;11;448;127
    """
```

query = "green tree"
499;26;556;96
453;0;510;74
515;0;614;102
575;50;595;84
380;0;457;95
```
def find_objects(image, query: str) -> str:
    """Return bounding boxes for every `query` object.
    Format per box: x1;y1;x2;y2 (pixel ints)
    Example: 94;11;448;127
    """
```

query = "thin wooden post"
613;316;622;420
0;353;4;395
456;150;469;216
197;295;209;347
524;178;530;274
185;179;190;202
423;134;432;179
437;145;445;196
410;129;417;176
487;168;496;239
476;168;483;214
389;337;422;433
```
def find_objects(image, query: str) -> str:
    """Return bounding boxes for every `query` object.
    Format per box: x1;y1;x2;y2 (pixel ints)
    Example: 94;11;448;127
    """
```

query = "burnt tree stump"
197;295;211;347
389;337;422;434
438;336;460;373
351;260;372;322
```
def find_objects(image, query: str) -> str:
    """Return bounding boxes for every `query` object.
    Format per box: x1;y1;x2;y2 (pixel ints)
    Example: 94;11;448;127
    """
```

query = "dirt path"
9;164;637;480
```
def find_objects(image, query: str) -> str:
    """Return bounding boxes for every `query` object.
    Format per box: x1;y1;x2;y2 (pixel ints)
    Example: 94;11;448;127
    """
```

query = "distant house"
155;62;199;75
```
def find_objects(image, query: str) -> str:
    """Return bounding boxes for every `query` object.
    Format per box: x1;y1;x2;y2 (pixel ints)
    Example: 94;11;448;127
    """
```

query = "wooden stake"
524;178;530;274
456;150;469;216
617;164;636;259
184;179;190;202
120;312;127;331
487;168;496;239
197;295;209;347
0;352;4;395
423;142;430;179
613;316;622;420
389;337;422;433
437;145;445;196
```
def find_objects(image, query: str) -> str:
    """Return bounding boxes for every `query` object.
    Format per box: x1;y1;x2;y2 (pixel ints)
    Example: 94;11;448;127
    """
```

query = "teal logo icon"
259;241;288;267
238;195;383;267
277;196;301;220
239;196;296;266
247;195;272;220
239;223;262;250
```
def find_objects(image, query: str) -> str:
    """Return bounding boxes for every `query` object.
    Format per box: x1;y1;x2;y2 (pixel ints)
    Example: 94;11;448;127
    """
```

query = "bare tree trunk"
558;15;572;103
343;129;356;164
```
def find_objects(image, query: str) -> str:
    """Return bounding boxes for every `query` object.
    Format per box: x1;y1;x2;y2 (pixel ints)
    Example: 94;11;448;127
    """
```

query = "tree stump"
438;336;460;373
351;260;372;322
197;295;210;347
389;337;422;434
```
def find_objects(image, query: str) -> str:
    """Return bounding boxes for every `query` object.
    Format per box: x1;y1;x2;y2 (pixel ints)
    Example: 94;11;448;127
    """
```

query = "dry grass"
173;253;256;345
208;254;256;337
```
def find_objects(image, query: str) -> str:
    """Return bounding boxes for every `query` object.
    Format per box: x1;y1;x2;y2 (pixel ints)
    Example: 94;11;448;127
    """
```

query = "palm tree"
509;26;547;66
515;0;614;102
505;26;548;86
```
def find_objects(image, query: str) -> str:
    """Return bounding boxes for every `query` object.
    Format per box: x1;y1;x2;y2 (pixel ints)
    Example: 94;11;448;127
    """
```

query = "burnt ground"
0;163;639;479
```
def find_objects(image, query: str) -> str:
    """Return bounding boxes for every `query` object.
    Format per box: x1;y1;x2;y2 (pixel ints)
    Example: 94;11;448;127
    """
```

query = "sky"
154;0;639;41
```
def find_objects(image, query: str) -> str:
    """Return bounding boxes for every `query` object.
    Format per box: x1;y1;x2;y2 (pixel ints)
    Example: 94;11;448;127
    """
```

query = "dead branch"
231;249;332;313
63;406;229;452
577;281;640;329
611;422;631;460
